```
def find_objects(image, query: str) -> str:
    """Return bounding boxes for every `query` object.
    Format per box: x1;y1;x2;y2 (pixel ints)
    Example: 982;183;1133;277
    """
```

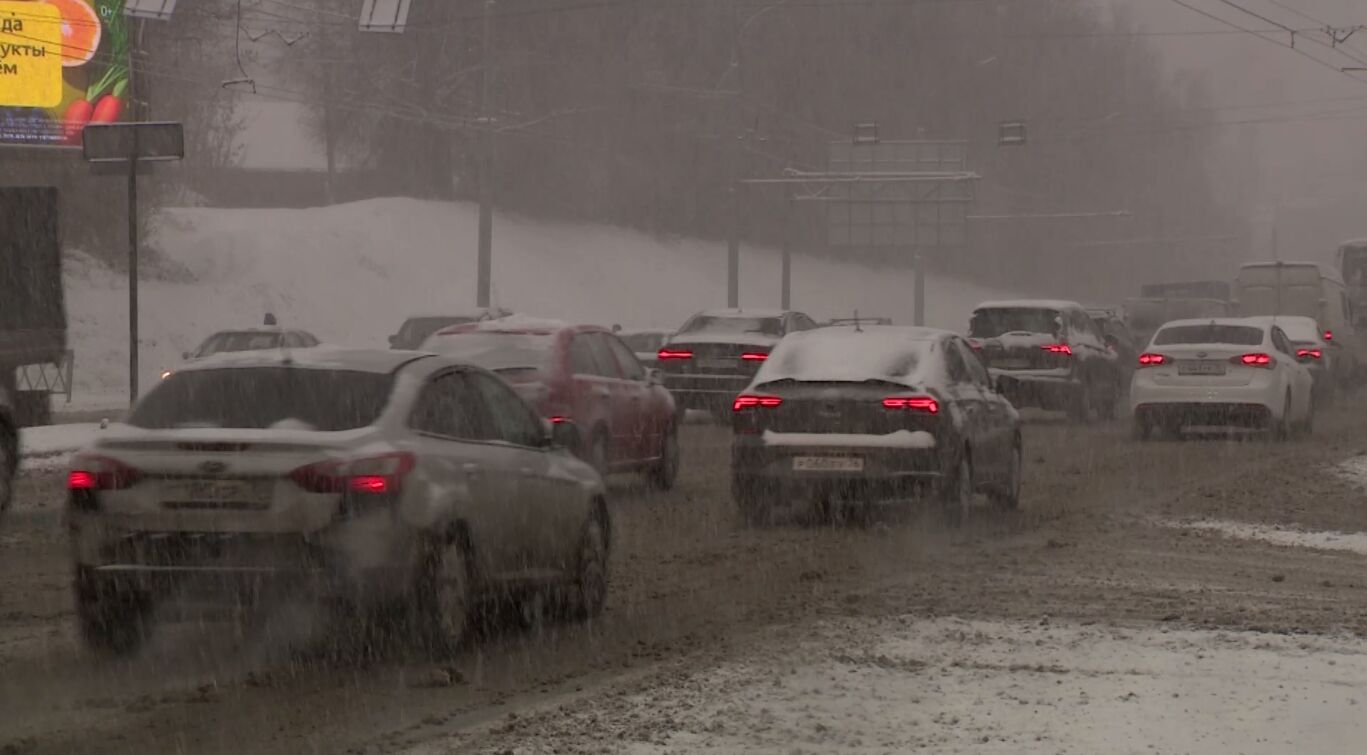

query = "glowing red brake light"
1041;343;1073;356
1137;353;1167;367
1297;348;1322;360
733;394;783;411
290;452;415;495
67;456;142;491
882;396;940;414
1323;330;1334;341
657;349;693;360
740;352;769;362
1232;352;1275;368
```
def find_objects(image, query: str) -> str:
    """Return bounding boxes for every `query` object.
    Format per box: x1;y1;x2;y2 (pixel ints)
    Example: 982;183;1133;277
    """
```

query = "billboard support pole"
727;182;740;308
780;193;791;309
913;252;925;327
475;0;494;308
127;147;139;405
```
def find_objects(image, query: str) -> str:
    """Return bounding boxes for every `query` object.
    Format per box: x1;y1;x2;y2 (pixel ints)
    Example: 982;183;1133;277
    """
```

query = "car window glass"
956;340;991;387
585;334;622;378
604;335;646;380
468;372;544;447
410;372;497;440
942;341;971;385
569;336;599;376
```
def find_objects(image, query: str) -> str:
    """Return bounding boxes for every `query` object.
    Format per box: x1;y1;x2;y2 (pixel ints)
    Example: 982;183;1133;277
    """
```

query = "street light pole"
475;0;494;308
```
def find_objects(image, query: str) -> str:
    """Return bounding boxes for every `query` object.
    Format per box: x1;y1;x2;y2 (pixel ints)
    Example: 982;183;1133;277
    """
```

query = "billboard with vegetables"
0;0;129;146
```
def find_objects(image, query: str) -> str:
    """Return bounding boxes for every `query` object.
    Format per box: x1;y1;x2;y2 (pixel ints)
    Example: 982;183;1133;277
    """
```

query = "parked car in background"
617;329;670;368
423;317;679;487
657;309;821;418
968;300;1122;422
165;324;321;380
1243;315;1334;407
66;348;607;655
730;325;1021;526
1130;318;1314;440
824;316;893;327
387;308;512;350
1123;295;1232;352
1232;261;1360;387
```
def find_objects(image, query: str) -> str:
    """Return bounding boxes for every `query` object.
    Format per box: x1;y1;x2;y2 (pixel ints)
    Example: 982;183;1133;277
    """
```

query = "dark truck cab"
1;187;69;517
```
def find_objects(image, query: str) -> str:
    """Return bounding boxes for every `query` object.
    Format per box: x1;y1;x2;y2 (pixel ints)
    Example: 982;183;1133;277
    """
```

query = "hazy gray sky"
1114;0;1367;261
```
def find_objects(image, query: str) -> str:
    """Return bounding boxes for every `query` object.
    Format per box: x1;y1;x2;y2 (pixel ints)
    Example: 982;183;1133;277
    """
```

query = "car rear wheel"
646;424;679;490
940;453;974;527
416;533;473;656
1272;392;1292;442
989;442;1022;511
572;518;608;620
75;569;151;656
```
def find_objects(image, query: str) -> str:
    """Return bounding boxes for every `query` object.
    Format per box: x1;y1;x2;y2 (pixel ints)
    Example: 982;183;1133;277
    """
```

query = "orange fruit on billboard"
41;0;102;68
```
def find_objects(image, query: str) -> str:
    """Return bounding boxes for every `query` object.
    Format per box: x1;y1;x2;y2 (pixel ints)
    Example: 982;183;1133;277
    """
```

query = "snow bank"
18;423;98;471
64;198;1012;407
1163;518;1367;557
439;616;1367;754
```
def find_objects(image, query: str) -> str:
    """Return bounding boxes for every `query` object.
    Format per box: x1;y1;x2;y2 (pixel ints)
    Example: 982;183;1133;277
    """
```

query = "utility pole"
913;254;926;326
319;15;337;205
475;0;494;308
779;193;791;309
127;20;145;404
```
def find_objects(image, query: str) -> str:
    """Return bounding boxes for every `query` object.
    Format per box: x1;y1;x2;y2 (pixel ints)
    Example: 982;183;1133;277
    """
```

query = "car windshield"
969;308;1061;338
1152;325;1264;346
422;331;557;372
679;315;782;336
128;368;394;431
193;331;282;357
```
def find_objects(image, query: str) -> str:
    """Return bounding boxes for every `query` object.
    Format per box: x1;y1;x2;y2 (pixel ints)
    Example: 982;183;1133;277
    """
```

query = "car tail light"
657;349;693;360
1324;330;1334;341
733;394;783;411
290;452;415;495
1297;348;1322;360
740;352;769;362
1231;352;1275;368
67;455;142;491
1041;343;1073;356
549;415;569;424
1137;352;1168;367
967;338;984;351
882;396;940;414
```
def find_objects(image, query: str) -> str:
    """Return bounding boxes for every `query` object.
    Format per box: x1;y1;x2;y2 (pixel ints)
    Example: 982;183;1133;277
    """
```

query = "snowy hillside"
64;198;1011;408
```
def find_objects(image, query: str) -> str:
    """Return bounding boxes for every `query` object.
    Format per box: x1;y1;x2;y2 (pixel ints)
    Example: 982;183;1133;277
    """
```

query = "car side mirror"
547;418;579;449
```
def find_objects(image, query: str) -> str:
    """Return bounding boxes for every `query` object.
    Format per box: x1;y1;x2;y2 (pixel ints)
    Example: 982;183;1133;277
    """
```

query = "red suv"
423;318;680;488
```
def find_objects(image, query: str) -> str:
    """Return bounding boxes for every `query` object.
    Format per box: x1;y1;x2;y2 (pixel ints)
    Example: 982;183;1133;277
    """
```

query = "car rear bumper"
662;373;752;409
991;370;1079;410
732;439;942;503
1130;377;1281;421
1133;402;1273;429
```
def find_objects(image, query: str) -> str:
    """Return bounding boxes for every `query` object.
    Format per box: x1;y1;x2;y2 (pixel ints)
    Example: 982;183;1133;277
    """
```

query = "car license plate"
793;456;864;472
996;358;1030;369
699;358;733;370
163;479;270;507
1178;361;1226;376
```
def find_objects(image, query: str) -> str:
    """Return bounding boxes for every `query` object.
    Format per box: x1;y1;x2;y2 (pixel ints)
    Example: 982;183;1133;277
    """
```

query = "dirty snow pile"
62;198;1010;409
434;616;1367;754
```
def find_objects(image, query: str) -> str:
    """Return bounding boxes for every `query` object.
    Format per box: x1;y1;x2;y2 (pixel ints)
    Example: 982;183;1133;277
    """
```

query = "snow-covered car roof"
436;314;574;335
751;325;949;388
176;346;434;375
692;308;791;319
399;307;511;321
1156;317;1271;331
974;299;1085;312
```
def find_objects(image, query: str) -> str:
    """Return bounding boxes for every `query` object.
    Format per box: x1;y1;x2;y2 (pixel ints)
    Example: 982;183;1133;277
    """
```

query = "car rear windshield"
758;336;928;385
129;368;394;431
194;331;282;357
423;332;557;372
1152;325;1264;346
679;315;782;337
969;308;1060;338
399;316;476;346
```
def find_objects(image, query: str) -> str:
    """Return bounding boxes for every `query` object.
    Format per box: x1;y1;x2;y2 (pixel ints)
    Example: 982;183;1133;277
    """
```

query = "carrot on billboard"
0;0;129;146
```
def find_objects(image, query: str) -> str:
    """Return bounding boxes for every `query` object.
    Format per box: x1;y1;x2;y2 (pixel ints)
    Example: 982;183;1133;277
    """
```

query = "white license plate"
1178;361;1226;376
164;479;270;504
699;358;733;370
793;456;865;472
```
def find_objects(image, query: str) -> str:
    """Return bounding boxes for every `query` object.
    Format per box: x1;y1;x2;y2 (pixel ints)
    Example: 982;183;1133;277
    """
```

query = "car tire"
572;516;609;620
415;531;474;656
939;452;974;527
989;441;1022;511
75;569;150;656
0;422;16;518
1271;392;1292;442
646;424;679;490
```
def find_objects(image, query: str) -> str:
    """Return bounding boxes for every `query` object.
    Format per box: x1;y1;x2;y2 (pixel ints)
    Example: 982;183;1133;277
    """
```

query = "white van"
1233;261;1359;384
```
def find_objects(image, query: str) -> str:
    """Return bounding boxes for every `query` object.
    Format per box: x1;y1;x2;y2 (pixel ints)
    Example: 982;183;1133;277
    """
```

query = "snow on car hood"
762;429;936;449
751;326;938;388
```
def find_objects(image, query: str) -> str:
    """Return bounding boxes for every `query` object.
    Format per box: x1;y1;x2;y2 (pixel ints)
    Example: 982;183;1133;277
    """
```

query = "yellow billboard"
0;1;63;108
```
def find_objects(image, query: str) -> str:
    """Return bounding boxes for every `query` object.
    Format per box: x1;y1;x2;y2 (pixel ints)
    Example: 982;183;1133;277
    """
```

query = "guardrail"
16;349;74;403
